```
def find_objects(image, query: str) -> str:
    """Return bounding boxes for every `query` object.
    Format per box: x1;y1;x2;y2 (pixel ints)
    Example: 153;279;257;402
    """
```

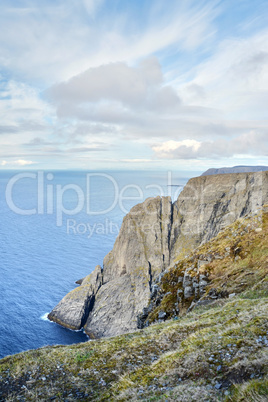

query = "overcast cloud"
0;0;268;170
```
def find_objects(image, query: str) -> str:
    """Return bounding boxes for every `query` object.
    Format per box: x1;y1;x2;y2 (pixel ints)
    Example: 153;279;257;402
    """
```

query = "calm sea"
0;170;193;358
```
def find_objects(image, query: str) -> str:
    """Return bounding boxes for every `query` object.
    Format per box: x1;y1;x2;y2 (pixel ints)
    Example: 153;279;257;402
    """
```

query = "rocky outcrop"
48;171;268;337
202;165;268;176
48;265;102;330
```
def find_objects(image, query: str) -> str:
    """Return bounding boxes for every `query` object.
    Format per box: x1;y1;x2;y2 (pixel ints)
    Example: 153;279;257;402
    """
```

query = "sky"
0;0;268;172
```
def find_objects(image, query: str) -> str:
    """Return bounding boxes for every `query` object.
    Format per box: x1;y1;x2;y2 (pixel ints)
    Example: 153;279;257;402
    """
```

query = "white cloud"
15;159;35;166
152;131;268;160
46;58;181;120
47;58;162;106
1;159;35;166
153;140;201;158
0;80;53;133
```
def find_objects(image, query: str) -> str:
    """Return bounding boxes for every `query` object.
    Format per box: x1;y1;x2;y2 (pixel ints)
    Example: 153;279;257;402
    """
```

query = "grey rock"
229;293;236;298
184;286;194;299
202;165;268;176
150;284;159;299
183;274;192;287
199;279;209;287
188;301;196;312
158;311;167;320
48;265;102;330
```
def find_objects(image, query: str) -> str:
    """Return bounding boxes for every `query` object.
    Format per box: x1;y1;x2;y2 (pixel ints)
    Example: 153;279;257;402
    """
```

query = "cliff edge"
48;171;268;337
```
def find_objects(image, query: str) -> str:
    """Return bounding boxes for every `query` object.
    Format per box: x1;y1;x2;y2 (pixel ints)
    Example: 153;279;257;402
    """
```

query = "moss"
226;376;268;401
1;295;267;400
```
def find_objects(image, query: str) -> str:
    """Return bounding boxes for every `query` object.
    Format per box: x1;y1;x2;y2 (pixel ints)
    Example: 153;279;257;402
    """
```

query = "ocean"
0;170;192;358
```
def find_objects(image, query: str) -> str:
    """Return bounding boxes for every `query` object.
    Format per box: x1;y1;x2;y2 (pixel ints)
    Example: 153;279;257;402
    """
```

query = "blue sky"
0;0;268;171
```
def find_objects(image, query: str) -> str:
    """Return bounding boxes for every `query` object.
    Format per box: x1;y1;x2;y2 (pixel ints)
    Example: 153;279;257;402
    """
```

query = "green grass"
1;292;267;401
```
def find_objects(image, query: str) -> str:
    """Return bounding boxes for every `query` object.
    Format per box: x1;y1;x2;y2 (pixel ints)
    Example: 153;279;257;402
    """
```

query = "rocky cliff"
48;171;268;338
202;165;268;176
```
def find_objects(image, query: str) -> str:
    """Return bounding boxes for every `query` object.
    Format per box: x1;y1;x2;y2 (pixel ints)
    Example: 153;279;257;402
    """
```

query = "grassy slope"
0;209;267;402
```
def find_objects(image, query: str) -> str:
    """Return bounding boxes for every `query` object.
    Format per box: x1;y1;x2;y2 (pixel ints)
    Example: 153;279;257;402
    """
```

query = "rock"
184;286;194;299
170;171;267;263
84;196;173;337
158;311;167;320
199;279;209;287
150;284;159;299
48;265;102;330
85;274;139;337
183;274;192;287
187;301;196;312
229;293;236;298
202;166;268;176
103;196;173;283
49;171;268;337
208;288;218;299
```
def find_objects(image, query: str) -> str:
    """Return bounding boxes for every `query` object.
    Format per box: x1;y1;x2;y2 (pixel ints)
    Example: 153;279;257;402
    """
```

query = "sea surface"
0;170;193;358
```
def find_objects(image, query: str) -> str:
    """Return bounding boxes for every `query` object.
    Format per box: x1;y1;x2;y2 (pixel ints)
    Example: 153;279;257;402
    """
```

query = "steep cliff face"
85;196;173;337
170;171;267;262
48;171;268;337
47;265;103;330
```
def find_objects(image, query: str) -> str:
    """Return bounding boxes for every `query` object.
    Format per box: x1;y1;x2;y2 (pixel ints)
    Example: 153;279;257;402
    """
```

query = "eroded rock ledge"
48;171;268;338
